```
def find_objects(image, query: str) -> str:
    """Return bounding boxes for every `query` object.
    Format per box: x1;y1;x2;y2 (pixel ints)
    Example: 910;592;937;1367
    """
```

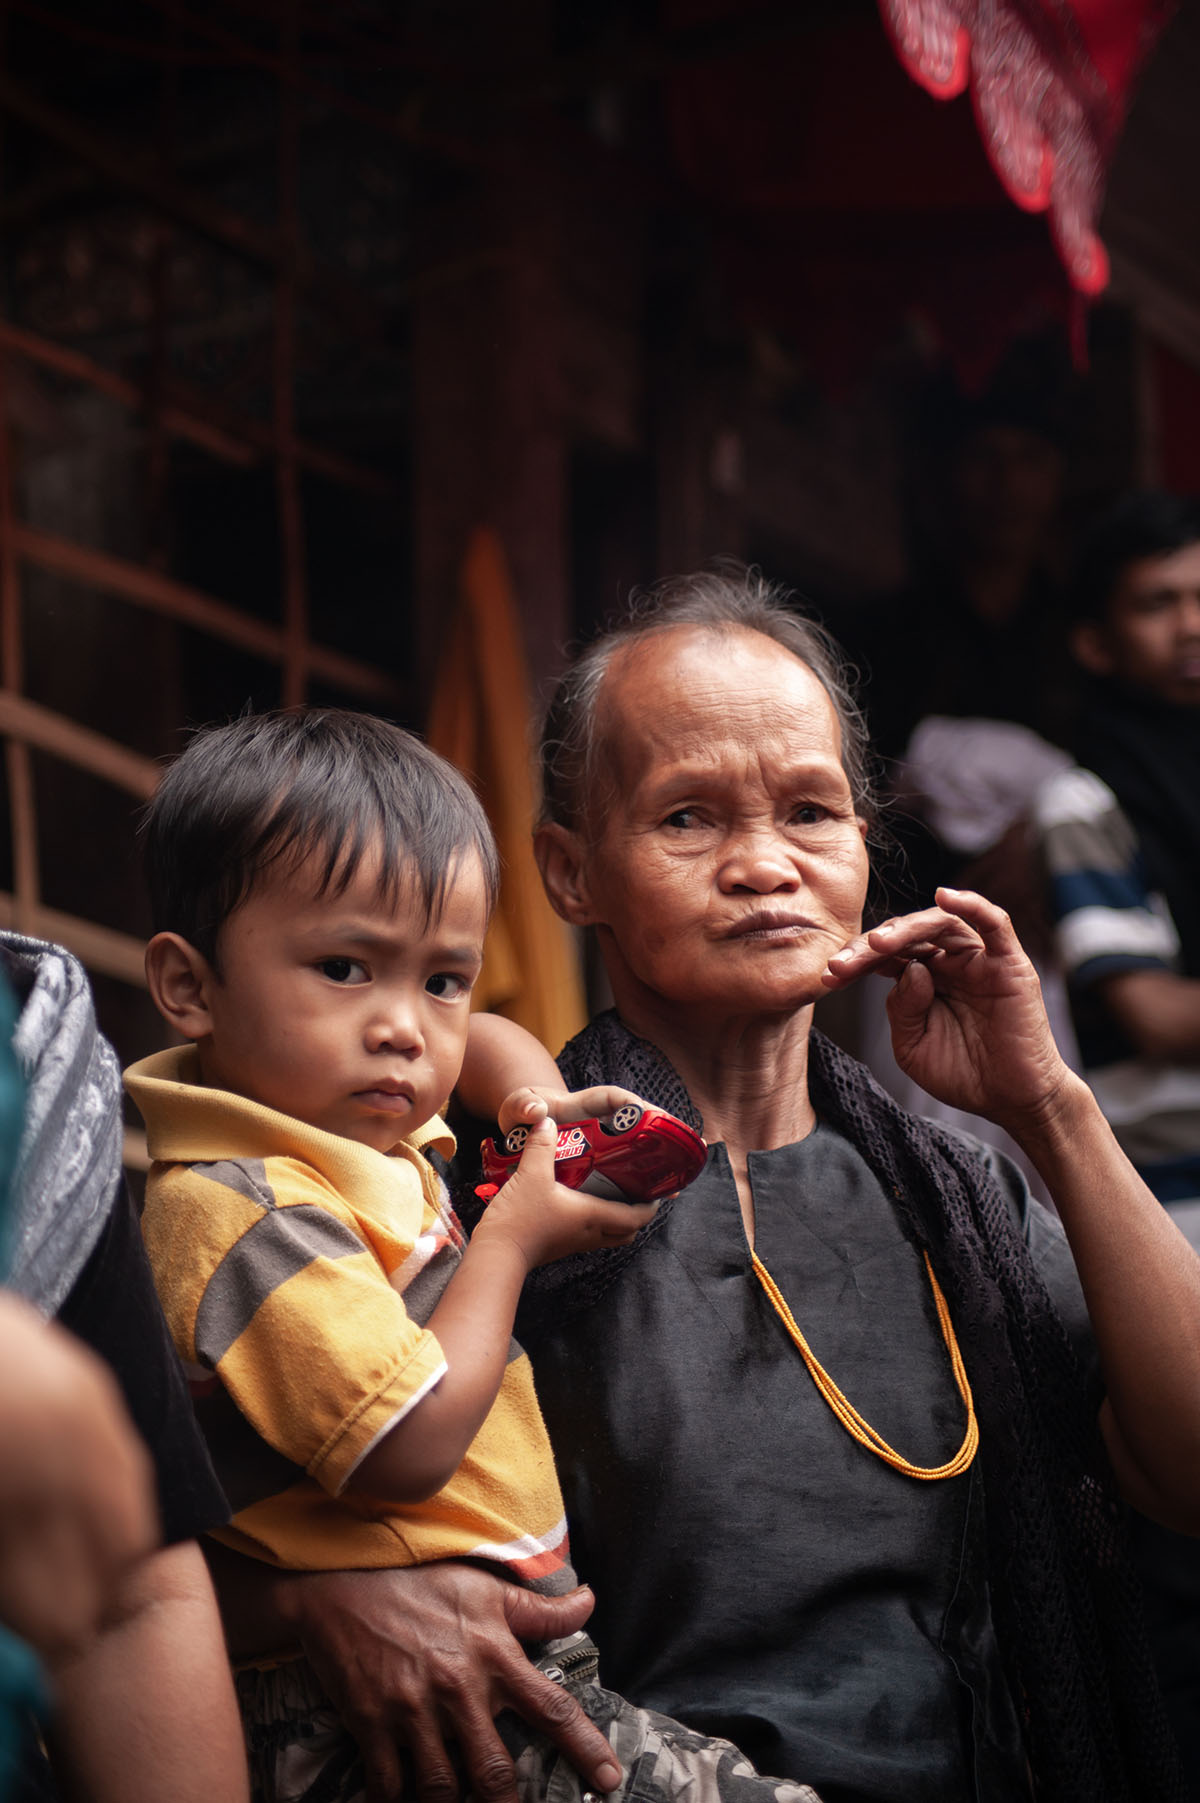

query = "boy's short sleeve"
142;1154;448;1499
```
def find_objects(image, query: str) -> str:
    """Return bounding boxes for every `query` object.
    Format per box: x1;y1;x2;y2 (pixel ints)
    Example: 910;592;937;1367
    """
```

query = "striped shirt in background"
1035;767;1200;1201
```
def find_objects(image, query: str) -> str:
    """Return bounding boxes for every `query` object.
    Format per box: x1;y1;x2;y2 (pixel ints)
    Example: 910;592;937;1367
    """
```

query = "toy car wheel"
609;1102;644;1134
504;1124;531;1154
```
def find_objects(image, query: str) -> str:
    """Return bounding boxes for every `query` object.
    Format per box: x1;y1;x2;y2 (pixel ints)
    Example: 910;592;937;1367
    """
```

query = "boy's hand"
496;1084;647;1137
474;1116;657;1271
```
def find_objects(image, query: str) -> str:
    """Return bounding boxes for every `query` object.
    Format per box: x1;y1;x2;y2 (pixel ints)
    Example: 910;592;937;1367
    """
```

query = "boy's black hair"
144;708;500;967
1072;490;1200;624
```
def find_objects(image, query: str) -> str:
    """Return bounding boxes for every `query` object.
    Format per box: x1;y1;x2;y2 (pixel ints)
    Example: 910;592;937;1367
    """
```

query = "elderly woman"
248;574;1199;1803
511;571;1199;1803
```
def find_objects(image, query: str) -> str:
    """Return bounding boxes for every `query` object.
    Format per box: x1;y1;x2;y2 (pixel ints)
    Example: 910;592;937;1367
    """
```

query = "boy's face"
1074;539;1200;708
196;846;488;1153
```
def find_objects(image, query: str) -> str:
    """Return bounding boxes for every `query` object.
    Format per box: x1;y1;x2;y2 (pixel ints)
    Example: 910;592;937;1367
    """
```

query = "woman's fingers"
823;889;1020;990
932;885;1021;948
824;920;973;986
886;955;937;1023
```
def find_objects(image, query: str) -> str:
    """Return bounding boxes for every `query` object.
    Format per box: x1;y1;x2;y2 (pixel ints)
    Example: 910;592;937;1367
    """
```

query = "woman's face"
549;625;870;1027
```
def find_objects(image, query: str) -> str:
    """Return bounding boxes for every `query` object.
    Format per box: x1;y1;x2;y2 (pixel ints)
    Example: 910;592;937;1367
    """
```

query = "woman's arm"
1004;1075;1200;1529
824;886;1200;1531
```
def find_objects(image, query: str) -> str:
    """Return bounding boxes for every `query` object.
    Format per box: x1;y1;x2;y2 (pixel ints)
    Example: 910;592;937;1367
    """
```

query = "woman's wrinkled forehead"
588;624;845;805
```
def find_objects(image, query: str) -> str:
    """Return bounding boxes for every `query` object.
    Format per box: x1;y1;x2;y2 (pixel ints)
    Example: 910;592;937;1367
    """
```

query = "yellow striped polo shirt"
127;1046;572;1591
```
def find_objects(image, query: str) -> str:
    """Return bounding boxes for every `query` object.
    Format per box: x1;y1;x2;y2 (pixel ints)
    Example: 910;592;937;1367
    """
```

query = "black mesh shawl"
519;1009;1186;1803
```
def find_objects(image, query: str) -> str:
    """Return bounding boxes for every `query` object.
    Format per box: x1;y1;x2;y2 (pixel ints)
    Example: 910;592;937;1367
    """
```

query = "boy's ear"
1070;619;1116;678
533;823;599;927
144;933;217;1042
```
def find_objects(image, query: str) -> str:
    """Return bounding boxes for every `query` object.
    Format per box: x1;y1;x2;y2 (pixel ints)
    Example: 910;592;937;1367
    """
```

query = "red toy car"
477;1102;707;1204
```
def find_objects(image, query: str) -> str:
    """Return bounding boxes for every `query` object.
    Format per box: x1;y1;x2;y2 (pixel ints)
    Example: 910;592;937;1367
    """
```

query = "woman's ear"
144;933;217;1042
534;823;598;927
1070;619;1116;678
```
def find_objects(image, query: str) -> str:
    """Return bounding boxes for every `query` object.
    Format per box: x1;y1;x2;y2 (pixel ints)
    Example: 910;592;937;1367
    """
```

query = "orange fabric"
426;528;585;1053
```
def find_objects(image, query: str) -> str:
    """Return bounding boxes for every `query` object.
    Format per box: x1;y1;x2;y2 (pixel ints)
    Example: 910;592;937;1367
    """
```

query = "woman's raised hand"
822;887;1076;1132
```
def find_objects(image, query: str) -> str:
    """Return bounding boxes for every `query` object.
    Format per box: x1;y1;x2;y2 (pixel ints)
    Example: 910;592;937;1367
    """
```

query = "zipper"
538;1635;598;1686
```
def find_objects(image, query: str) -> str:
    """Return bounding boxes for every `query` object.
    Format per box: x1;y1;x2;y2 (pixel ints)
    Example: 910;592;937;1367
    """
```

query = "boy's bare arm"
349;1013;657;1501
45;1539;249;1803
347;1119;656;1502
459;1011;647;1136
457;1014;563;1119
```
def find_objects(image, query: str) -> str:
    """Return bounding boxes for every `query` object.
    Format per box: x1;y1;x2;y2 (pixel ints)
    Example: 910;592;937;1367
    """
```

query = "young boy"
127;708;822;1803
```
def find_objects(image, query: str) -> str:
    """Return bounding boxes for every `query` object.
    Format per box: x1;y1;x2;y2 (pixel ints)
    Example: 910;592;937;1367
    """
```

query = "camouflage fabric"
510;1678;823;1803
236;1637;824;1803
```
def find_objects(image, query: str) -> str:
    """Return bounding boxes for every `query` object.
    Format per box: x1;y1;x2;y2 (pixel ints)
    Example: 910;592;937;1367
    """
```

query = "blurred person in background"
1035;491;1200;1791
1037;491;1200;1210
834;346;1083;1181
841;339;1077;770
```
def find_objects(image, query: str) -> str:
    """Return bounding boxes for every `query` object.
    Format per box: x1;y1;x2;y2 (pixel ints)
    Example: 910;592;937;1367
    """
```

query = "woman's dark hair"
144;708;499;967
1072;490;1200;624
539;566;878;836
